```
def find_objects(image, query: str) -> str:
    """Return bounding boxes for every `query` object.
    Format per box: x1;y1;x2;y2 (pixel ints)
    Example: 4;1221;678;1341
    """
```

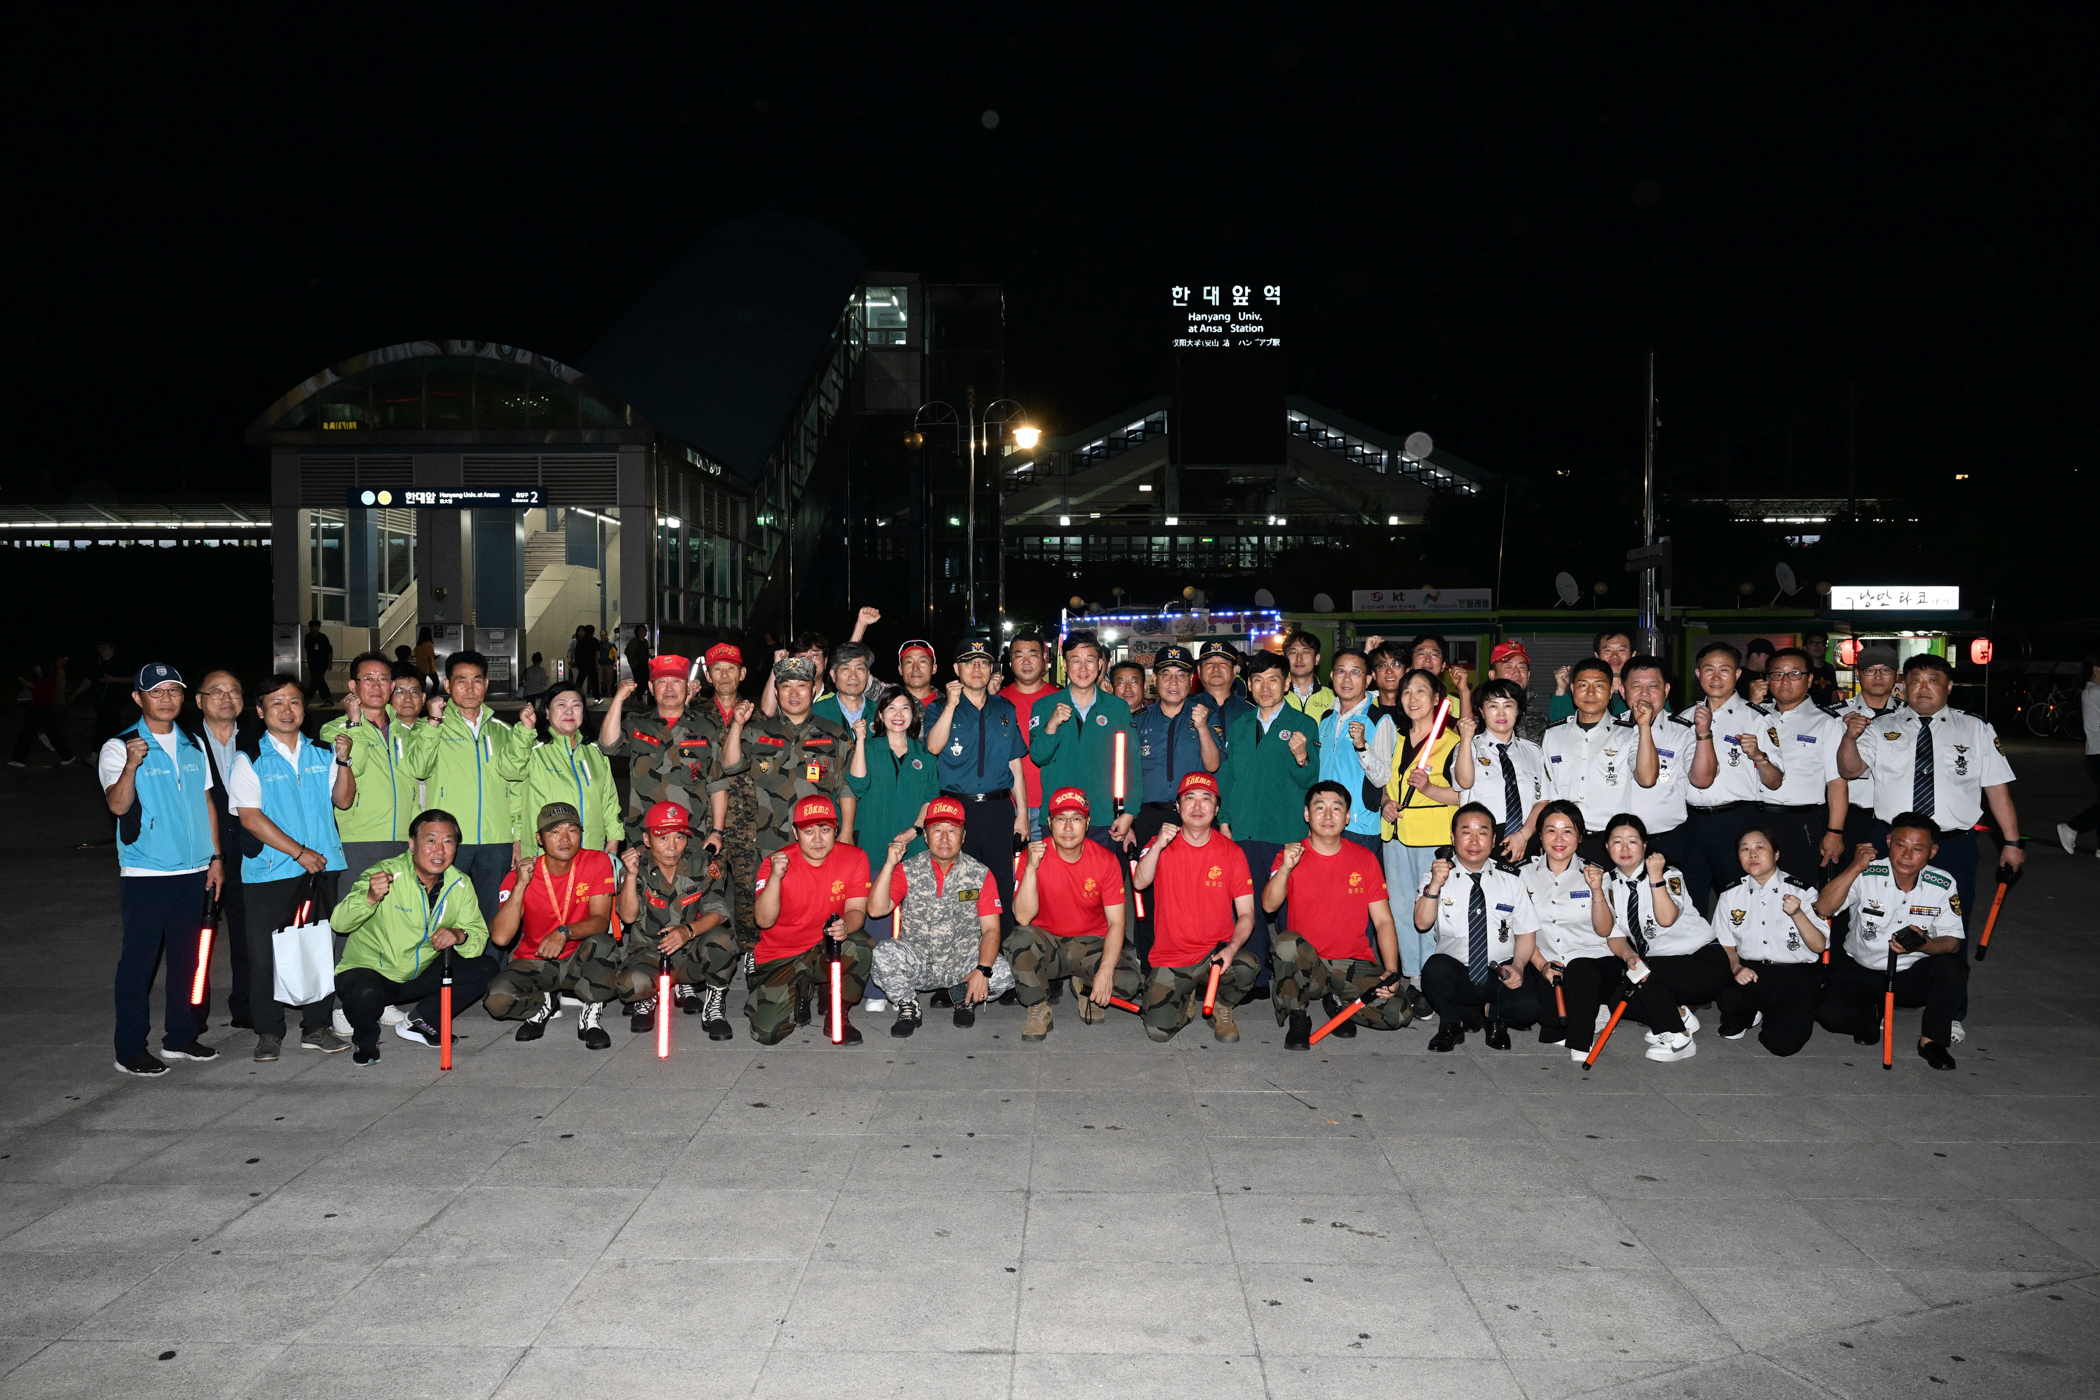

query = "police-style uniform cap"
1197;640;1240;663
898;639;936;661
649;654;690;681
134;662;184;691
953;638;996;664
1046;786;1090;816
1153;644;1197;673
773;655;817;684
704;642;743;668
1177;770;1220;799
1244;650;1287;678
536;801;584;833
923;796;968;827
642;800;690;833
1856;644;1899;670
792;794;839;828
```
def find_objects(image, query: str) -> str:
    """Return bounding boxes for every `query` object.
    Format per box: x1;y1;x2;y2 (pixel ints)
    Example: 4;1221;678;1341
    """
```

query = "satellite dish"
1554;572;1580;607
1254;588;1277;609
1313;592;1335;612
1775;562;1799;595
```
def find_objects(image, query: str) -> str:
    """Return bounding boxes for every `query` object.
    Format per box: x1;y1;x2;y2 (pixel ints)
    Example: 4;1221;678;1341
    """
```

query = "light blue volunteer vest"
114;722;216;873
240;733;348;883
1318;702;1385;837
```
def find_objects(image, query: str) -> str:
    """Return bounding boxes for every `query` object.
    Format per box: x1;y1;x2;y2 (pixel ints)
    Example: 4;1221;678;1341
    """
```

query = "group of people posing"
95;617;2025;1078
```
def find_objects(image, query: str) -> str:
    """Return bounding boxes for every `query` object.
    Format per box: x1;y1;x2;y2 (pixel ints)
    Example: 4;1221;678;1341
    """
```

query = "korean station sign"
1829;585;1960;611
347;488;544;509
1169;283;1282;350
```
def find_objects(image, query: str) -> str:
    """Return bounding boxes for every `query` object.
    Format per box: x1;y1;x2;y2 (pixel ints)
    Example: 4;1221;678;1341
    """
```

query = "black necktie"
1467;875;1490;985
1497;742;1522;837
1624;878;1649;957
1912;716;1935;818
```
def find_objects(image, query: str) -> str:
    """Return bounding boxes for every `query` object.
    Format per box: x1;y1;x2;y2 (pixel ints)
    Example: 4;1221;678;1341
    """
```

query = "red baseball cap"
642;800;690;832
1177;770;1220;800
1490;641;1530;665
1046;786;1090;817
649;654;690;681
923;796;967;827
704;643;743;668
792;794;839;829
898;639;935;661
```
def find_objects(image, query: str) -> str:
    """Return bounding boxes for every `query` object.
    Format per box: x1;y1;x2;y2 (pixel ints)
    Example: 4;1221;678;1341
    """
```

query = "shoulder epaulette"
1865;862;1891;878
1920;869;1952;889
1492;859;1523;875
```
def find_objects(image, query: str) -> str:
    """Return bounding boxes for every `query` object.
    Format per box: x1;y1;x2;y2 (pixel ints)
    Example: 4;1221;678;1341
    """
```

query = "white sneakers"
1951;1020;1966;1045
381;1004;410;1026
1646;1032;1697;1061
1644;1008;1700;1045
1723;1011;1764;1042
333;1007;354;1038
863;995;890;1013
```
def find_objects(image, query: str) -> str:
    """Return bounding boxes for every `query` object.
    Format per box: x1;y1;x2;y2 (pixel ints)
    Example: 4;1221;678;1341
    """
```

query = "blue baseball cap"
133;663;184;691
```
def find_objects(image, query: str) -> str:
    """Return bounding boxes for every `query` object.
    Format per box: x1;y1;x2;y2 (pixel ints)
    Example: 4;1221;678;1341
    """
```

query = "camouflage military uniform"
604;705;730;838
1140;949;1261;1041
484;932;622;1020
740;711;853;856
616;850;740;1004
747;929;875;1045
1002;927;1141;1006
701;697;764;953
1268;933;1412;1030
871;851;1015;1002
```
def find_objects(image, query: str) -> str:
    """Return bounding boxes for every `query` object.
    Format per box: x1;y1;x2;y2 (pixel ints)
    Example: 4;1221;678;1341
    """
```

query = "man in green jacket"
330;808;494;1065
1219;650;1320;990
1024;630;1140;853
320;651;422;875
398;649;533;925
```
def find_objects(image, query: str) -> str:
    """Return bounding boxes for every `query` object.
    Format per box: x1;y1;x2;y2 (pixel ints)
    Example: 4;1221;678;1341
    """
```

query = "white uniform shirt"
1765;700;1844;807
1600;863;1715;958
1520;858;1615;963
225;732;307;813
1619;712;1698;836
1416;861;1540;968
1839;860;1965;972
1713;871;1826;964
1849;706;2014;830
1837;694;1905;811
1680;695;1785;806
1460;732;1547;832
97;730;215;878
1540;718;1636;831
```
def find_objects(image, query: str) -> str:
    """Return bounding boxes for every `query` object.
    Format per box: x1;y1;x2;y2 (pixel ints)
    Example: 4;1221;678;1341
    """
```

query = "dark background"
8;4;2094;639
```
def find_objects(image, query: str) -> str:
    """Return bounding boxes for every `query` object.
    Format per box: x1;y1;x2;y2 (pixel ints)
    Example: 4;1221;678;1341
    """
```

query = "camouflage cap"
773;655;817;684
536;801;584;833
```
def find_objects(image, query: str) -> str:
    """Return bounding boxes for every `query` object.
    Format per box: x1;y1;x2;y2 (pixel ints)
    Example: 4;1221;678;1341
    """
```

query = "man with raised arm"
1131;772;1260;1043
1264;781;1408;1050
1004;787;1142;1041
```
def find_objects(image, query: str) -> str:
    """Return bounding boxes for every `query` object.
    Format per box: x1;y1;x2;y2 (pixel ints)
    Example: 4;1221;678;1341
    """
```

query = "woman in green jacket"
846;684;940;861
515;683;623;858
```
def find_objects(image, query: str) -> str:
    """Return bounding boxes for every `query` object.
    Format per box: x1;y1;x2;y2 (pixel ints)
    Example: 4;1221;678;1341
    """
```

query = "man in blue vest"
99;663;224;1076
230;674;358;1060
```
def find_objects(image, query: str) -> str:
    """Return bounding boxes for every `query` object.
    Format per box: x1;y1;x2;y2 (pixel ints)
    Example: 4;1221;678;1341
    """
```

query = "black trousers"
946;793;1022;937
1681;805;1755;916
1546;956;1630;1053
1761;804;1835;887
1815;950;1967;1047
1626;942;1754;1035
1127;803;1178;965
243;871;340;1040
337;953;498;1053
1237;840;1285;989
1733;959;1823;1056
114;871;205;1061
1421;952;1544;1028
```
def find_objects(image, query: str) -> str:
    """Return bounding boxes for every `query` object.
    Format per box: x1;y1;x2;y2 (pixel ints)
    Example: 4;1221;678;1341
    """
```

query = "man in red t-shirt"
750;794;874;1045
485;802;620;1047
1131;771;1260;1043
1262;781;1410;1050
999;632;1056;835
1004;787;1143;1041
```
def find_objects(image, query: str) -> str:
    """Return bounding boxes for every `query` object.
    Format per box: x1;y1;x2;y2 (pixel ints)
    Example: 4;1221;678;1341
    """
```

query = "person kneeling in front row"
1131;771;1262;1043
1265;781;1411;1050
1811;813;1969;1070
749;795;875;1046
867;796;1014;1037
1004;786;1145;1041
330;809;496;1066
1415;803;1545;1051
1711;824;1828;1056
616;801;741;1042
485;801;620;1048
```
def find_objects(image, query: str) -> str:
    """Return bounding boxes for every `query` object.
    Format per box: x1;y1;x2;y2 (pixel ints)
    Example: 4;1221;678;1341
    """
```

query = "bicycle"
2021;675;2088;742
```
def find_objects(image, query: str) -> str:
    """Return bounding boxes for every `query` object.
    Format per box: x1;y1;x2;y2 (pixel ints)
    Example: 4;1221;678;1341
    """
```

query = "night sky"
13;5;2094;615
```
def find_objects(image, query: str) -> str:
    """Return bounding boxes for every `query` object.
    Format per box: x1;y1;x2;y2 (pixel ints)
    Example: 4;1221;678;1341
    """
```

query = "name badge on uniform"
806;762;821;781
1570;889;1590;899
1495;903;1514;912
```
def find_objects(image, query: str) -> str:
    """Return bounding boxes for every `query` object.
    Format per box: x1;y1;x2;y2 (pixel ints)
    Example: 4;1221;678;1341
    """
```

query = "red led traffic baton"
190;891;216;1007
1882;943;1898;1071
1584;997;1631;1068
827;934;845;1044
1129;860;1145;920
439;948;454;1071
1113;731;1127;817
1415;697;1452;772
1975;864;2021;961
656;953;673;1059
1307;970;1405;1046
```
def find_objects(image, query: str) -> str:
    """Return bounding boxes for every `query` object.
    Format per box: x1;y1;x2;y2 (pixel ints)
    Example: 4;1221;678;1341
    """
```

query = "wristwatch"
976;964;995;978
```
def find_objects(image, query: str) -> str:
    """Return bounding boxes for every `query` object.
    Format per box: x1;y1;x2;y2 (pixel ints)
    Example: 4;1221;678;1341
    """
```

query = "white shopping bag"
272;884;336;1007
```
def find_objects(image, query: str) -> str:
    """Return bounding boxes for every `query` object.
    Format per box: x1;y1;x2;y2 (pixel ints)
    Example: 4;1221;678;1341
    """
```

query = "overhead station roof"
581;215;865;485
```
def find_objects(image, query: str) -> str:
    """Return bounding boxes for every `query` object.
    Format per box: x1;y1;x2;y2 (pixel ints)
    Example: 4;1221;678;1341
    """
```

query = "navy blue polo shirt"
1135;702;1212;804
924;692;1026;795
1197;691;1256;753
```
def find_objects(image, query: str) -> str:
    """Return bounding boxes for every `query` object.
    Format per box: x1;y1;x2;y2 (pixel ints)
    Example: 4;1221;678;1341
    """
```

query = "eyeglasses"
1767;669;1810;680
197;687;242;700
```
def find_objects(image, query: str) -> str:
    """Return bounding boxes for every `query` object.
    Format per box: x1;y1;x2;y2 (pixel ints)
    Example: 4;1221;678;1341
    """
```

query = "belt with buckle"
941;790;1011;803
1689;800;1750;814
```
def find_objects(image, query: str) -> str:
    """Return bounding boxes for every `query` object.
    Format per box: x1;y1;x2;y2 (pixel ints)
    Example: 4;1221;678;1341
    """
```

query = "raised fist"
944;680;963;704
1631;699;1655;727
1026;839;1047;867
614;678;639;704
1154;823;1181;849
1693;704;1712;738
1581;863;1605;891
1048;702;1074;732
851;718;868;742
1428;855;1452;893
621;846;642;875
769;849;791;878
1456;714;1478;742
732;699;755;726
1191;703;1210;728
333;732;355;762
516;702;537;732
1284;729;1308;761
886;833;912;867
1843;710;1870;738
1644;851;1668;880
1736;730;1763;762
857;605;882;628
367;870;394;904
1553;665;1573;694
1347;719;1366;747
1280;842;1305;871
1780;893;1802;916
123;735;151;767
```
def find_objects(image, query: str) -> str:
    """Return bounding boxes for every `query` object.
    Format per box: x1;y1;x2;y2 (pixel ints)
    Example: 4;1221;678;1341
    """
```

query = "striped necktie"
1497;743;1522;837
1912;716;1935;818
1467;875;1490;985
1624;878;1649;957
